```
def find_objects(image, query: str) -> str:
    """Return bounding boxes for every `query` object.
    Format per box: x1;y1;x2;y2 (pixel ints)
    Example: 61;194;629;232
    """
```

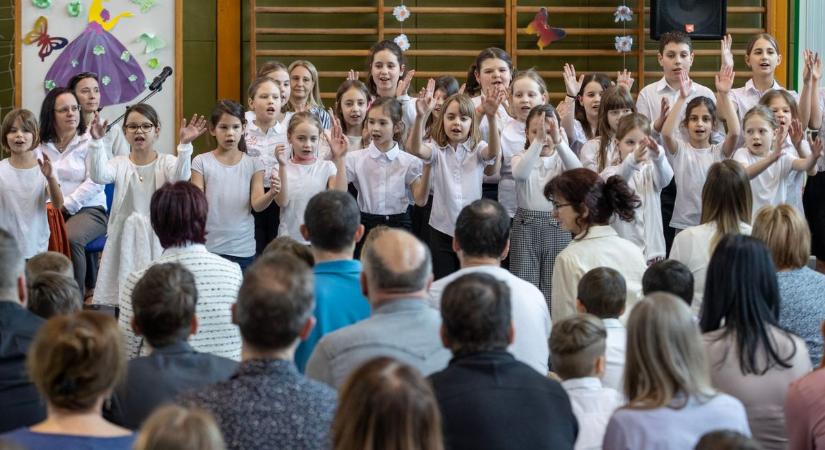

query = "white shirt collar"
368;141;400;161
561;377;604;391
246;118;284;136
654;76;695;96
578;225;619;241
744;78;782;95
602;318;624;329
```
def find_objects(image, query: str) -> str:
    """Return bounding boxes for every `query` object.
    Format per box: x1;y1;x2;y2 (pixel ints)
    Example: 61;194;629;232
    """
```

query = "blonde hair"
549;314;607;380
430;93;481;148
510;68;547;96
746;33;780;56
743;105;777;131
287;60;324;110
624;293;716;409
752;204;811;270
287;111;323;138
701;160;753;250
615;113;652;141
134;405;225;450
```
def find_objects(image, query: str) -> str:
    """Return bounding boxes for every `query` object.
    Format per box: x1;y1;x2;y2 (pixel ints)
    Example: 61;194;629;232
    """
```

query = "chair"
85;183;114;254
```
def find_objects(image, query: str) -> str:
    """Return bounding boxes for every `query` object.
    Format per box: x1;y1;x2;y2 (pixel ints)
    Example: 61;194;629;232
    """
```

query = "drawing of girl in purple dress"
45;0;146;107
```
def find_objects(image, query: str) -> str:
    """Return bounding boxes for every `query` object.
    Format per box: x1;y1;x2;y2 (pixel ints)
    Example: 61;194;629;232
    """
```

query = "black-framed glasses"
552;201;571;209
124;123;155;133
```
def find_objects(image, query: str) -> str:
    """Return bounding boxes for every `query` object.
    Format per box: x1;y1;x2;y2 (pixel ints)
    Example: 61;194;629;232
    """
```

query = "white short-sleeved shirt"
636;77;721;143
733;148;796;220
278;159;337;244
780;138;809;215
244;112;293;188
730;79;798;123
602;318;627;392
561;377;624;450
36;133;106;214
345;142;422;215
667;140;725;229
0;160;50;258
499;120;526;216
580;138;617;173
426;139;494;237
192;152;264;257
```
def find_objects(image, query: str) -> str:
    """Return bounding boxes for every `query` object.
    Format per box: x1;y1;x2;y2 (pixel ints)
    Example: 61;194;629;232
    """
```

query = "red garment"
46;203;71;258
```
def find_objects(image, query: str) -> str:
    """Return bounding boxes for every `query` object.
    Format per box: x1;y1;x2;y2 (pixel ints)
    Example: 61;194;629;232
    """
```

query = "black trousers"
412;195;434;250
253;188;280;256
356;210;413;258
430;226;460;280
661;179;677;256
804;171;825;260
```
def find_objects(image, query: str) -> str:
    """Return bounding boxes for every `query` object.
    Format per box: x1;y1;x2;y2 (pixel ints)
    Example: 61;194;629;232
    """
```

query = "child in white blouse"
579;86;635;173
603;114;673;263
333;79;371;152
408;81;503;279
509;105;580;305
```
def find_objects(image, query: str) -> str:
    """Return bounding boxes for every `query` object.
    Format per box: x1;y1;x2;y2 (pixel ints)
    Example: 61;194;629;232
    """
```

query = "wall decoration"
524;7;566;50
392;2;411;52
23;16;68;61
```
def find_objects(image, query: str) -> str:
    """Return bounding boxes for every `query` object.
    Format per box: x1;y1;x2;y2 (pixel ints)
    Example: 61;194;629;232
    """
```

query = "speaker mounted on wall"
650;0;728;41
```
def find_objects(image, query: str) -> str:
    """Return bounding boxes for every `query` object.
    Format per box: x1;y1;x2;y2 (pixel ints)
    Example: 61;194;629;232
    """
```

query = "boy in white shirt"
574;267;628;392
551;313;624;450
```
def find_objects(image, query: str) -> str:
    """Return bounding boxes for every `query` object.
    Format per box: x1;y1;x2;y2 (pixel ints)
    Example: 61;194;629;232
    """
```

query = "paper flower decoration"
67;1;83;17
147;58;159;69
32;0;51;9
614;36;633;53
92;44;105;56
614;5;633;23
131;0;158;13
101;75;111;86
136;33;166;54
128;74;137;82
44;80;55;90
71;59;78;67
393;5;410;22
393;34;410;52
120;50;131;62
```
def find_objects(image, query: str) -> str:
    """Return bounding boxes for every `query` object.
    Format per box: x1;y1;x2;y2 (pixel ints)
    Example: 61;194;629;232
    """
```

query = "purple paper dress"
44;3;145;107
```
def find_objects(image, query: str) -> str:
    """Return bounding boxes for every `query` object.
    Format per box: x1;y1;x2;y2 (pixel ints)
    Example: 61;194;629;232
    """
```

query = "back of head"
454;199;510;259
333;357;443;450
27;272;82;319
134;405;225;450
440;272;511;354
25;251;73;280
694;430;763;450
263;236;315;267
132;263;198;348
0;228;24;300
642;260;694;306
752;204;810;270
303;191;361;252
577;267;626;318
625;293;713;408
700;234;792;375
236;253;314;352
550;314;607;380
151;182;208;249
27;311;125;411
362;229;431;295
701;160;752;248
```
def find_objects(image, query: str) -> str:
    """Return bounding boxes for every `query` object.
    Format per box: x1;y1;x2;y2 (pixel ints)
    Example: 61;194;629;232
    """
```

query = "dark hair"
263;236;315;267
700;234;797;375
303;191;361;252
465;47;513;97
362;230;431;293
658;30;693;53
256;60;288;78
333;79;371;136
67;72;99;91
124;103;161;130
694;430;763;450
682;96;718;131
642;260;694;306
524;104;561;149
150;182;208;248
544;168;640;238
366;40;406;97
39;87;87;144
577;267;626;318
368;96;406;146
27;272;82;319
454;199;510;259
209;100;248;153
441;273;511;354
574;73;612;139
235;253;314;351
132;263;198;348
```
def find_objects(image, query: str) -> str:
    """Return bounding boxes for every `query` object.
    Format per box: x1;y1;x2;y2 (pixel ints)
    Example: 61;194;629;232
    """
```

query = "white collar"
744;78;782;95
368;141;400;161
561;377;604;391
654;76;692;95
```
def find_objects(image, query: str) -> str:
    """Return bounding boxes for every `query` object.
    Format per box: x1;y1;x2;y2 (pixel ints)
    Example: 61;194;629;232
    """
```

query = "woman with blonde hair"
603;293;751;450
133;405;224;450
669;159;753;314
753;204;825;366
332;357;443;450
286;60;332;129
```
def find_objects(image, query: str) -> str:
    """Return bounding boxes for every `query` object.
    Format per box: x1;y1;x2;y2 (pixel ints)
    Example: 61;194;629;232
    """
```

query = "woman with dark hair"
117;181;243;360
544;168;646;322
68;72;129;158
36;87;104;297
701;234;812;450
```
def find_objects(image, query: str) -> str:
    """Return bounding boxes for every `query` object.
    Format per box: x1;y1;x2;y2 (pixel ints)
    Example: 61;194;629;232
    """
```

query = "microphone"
148;66;173;91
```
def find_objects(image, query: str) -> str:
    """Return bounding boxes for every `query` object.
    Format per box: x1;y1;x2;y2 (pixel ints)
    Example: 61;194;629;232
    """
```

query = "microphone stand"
105;84;165;133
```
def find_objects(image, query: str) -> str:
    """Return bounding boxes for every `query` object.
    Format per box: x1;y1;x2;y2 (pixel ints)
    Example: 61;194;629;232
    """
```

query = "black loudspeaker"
650;0;727;41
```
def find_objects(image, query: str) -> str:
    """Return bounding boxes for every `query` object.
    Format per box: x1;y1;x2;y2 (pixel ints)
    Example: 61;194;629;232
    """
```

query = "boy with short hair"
26;272;82;319
575;267;627;391
25;251;73;281
642;259;695;307
550;314;624;450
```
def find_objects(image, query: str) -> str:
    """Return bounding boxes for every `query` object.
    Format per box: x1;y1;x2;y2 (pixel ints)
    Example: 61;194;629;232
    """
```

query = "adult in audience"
0;229;46;432
694;430;763;450
36;87;107;296
430;273;578;450
26;272;82;319
25;251;73;280
68;72;129;158
701;234;811;450
642;259;695;307
603;293;751;450
307;229;450;387
133;405;225;450
106;263;237;430
427;199;551;374
262;236;315;267
670;160;752;313
1;311;135;449
753;204;825;366
119;181;242;360
545;168;646;322
785;323;825;450
332;357;443;450
179;253;337;450
294;191;368;372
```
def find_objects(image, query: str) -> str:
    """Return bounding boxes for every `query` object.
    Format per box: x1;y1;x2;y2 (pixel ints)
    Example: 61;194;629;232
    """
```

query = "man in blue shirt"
294;191;369;372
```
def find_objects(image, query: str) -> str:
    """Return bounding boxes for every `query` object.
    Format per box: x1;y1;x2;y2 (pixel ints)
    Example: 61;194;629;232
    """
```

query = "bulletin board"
14;0;182;153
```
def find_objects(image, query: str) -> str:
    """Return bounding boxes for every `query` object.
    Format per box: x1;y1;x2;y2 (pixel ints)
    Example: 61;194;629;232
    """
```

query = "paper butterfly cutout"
23;16;68;62
524;7;566;51
136;32;166;54
131;0;158;14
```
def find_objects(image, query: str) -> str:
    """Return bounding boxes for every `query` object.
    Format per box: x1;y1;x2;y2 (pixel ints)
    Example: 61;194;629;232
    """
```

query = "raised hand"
715;65;735;95
720;34;734;69
633;140;648;162
653;97;671;132
645;136;661;157
789;119;805;149
547;114;562;146
37;152;55;179
556;100;571;121
89;112;108;140
481;84;506;117
616;69;634;91
810;136;824;160
328;115;348;159
678;69;692;98
458;82;467;95
416;78;436;118
772;125;786;158
395;69;416;97
534;111;547;145
179;114;208;145
268;172;281;195
274;143;288;165
563;63;584;97
347;69;360;81
810;51;823;82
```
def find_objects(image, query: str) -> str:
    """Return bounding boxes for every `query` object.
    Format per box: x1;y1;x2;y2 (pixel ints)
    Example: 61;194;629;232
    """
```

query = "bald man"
306;229;452;388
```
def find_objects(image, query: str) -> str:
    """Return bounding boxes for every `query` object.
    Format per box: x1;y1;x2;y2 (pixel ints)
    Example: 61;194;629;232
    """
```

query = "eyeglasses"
552;201;572;209
124;123;155;133
55;105;80;114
